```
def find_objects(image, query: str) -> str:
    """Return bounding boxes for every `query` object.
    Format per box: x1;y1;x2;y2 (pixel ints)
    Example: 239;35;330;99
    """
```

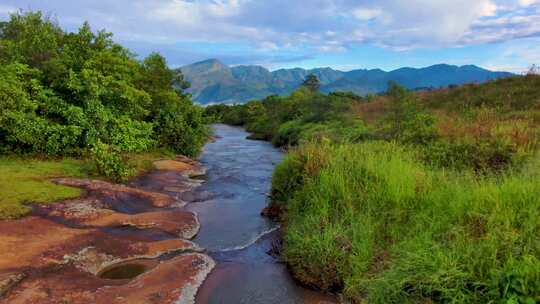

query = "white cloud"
519;0;539;6
2;0;540;59
352;8;383;21
481;37;540;73
0;4;16;16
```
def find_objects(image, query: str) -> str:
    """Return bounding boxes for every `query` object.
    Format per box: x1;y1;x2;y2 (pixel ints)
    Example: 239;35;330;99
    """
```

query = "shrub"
424;137;517;172
89;141;132;182
271;143;331;203
0;11;207;160
154;99;208;157
383;83;438;145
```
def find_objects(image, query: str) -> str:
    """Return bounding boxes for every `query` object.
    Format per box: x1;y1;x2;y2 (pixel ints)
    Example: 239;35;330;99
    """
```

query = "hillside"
180;59;513;104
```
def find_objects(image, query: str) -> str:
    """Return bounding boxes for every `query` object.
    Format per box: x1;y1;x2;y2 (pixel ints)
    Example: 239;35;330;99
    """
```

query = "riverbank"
207;78;540;303
0;151;176;219
0;156;214;303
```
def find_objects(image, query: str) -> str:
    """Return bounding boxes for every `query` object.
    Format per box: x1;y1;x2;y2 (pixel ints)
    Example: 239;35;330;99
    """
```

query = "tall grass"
273;142;540;303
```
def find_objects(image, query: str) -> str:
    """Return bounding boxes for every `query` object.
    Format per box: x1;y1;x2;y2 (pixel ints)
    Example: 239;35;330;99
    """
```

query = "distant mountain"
179;59;513;104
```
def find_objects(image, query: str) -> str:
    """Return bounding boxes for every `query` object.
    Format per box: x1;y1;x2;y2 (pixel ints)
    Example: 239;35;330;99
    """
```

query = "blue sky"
1;0;539;72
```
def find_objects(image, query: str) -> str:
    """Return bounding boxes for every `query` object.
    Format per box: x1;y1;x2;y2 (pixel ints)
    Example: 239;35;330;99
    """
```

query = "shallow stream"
189;124;337;304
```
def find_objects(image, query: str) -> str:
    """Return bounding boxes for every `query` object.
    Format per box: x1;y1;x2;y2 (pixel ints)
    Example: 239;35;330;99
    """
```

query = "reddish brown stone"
53;178;181;208
0;156;214;304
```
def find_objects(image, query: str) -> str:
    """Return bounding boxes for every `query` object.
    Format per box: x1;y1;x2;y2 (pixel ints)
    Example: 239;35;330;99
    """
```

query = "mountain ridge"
179;59;513;104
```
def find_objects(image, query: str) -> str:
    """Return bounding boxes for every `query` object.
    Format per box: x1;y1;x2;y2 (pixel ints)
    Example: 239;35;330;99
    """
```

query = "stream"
186;124;337;304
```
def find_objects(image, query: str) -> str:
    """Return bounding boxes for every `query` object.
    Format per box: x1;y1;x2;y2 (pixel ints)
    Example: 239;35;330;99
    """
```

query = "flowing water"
189;124;337;304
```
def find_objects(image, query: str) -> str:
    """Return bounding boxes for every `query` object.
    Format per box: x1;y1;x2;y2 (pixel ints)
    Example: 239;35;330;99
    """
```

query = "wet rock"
93;253;215;304
153;160;194;172
97;210;200;239
0;156;214;304
261;203;284;220
153;157;206;177
0;272;26;297
53;178;182;208
130;170;204;197
38;200;200;239
0;216;89;270
65;239;202;275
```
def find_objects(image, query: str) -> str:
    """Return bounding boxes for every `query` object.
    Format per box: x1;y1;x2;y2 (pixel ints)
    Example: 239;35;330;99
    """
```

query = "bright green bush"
272;120;306;146
154;98;208;157
89;140;132;182
278;142;540;303
0;11;208;159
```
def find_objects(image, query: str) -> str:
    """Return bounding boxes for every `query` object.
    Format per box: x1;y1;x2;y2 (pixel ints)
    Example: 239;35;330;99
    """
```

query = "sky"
1;0;539;72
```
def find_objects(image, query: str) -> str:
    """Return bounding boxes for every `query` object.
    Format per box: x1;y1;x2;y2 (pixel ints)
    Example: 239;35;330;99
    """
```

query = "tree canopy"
0;11;208;160
301;74;320;92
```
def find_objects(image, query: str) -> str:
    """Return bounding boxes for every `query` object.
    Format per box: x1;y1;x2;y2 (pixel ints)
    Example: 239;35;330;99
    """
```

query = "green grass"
0;157;86;219
273;142;540;303
0;150;175;219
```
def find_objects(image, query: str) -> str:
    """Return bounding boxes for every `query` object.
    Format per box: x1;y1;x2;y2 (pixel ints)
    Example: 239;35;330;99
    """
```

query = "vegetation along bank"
0;11;217;304
206;74;540;303
0;11;208;219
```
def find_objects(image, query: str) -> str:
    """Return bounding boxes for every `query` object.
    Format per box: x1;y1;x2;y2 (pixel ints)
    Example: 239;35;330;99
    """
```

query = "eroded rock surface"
93;254;215;304
0;156;214;304
54;178;182;208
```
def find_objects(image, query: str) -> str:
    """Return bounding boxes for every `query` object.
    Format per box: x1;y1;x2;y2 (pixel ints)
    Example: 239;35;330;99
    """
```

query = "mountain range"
179;59;513;104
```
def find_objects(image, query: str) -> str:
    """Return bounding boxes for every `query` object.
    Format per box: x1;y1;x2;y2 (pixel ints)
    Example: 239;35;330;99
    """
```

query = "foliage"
206;87;364;146
302;74;321;92
0;11;208;160
421;75;540;111
278;142;540;303
89;140;132;182
206;73;540;302
154;98;209;157
383;81;438;145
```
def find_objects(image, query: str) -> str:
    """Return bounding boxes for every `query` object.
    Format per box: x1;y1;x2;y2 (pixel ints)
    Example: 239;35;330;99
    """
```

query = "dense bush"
206;87;365;147
89;140;132;182
0;11;208;166
423;75;540;111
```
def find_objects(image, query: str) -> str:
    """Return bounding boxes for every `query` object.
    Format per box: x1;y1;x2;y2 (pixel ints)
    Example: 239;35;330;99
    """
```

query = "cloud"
0;4;16;16
119;0;540;49
2;0;540;66
352;8;383;21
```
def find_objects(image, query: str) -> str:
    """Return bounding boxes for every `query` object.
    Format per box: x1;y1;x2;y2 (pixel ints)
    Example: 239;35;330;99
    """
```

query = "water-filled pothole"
103;226;176;241
99;264;146;280
98;260;157;280
190;174;207;181
98;192;155;214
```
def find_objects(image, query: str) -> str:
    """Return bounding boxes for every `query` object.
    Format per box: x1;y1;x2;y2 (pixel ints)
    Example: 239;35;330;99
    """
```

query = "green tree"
0;11;63;68
0;10;208;162
302;74;320;92
385;81;437;145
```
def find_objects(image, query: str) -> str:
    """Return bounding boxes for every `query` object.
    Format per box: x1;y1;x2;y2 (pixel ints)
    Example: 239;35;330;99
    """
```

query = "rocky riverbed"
0;125;338;304
0;156;213;304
